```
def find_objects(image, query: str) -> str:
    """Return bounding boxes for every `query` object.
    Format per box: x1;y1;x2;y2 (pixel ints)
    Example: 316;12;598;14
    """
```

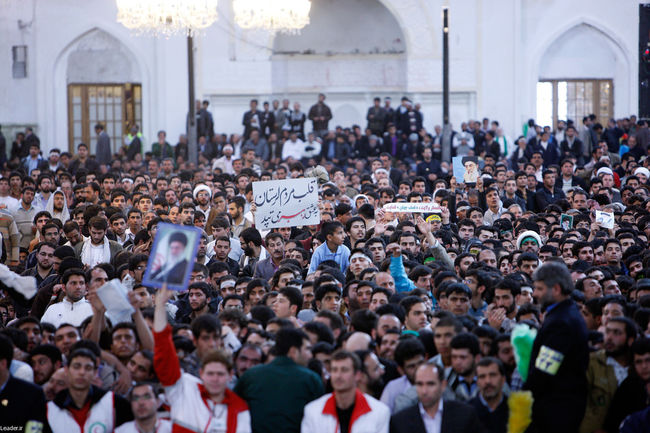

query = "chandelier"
233;0;311;34
116;0;219;36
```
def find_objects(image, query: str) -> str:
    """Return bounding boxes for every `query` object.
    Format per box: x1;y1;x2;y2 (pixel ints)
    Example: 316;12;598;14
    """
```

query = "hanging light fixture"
116;0;219;36
233;0;311;34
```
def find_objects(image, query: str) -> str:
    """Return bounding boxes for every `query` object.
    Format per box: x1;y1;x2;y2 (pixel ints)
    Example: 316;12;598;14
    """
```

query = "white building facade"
0;0;640;155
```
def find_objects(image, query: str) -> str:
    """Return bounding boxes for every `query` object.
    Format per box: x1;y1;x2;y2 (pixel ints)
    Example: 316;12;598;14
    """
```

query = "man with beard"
253;232;284;281
29;344;62;385
150;231;189;285
208;235;240;275
486;278;519;333
46;190;69;222
74;216;123;268
193;184;218;227
22;241;56;286
229;196;251;238
356;349;386;399
177;283;216;324
14;317;42;352
116;383;172;433
239;227;267;276
33;174;54;211
469;357;509;433
580;317;636;433
447;333;481;402
527;262;588;433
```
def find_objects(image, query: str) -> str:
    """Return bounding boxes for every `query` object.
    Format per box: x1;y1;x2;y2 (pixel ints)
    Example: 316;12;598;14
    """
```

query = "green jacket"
234;356;324;433
580;350;620;433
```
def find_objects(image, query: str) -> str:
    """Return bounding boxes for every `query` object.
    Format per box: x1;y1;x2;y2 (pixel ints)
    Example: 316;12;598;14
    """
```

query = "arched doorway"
536;23;629;129
65;28;142;154
269;0;407;127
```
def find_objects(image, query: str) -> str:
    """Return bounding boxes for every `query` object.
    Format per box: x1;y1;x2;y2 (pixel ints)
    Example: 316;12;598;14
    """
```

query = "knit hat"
193;184;212;199
516;230;542;250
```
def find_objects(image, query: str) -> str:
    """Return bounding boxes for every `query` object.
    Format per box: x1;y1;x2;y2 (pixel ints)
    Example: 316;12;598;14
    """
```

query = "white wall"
0;0;641;156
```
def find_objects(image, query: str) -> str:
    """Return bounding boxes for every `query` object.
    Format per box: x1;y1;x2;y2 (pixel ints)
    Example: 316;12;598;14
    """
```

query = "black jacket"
468;396;508;433
524;298;588;433
0;375;48;431
390;400;486;433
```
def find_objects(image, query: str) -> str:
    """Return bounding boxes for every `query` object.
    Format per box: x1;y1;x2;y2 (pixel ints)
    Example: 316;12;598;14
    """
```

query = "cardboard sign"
383;202;442;213
142;223;202;291
253;178;320;229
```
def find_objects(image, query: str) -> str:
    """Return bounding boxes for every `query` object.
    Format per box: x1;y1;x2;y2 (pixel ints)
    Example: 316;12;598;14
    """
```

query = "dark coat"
0;375;48;430
234;356;324;433
524;298;588;433
96;130;112;166
468;396;509;433
390;400;486;433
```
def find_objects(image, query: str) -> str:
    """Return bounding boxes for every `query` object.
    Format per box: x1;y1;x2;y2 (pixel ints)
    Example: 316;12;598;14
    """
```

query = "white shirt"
419;400;443;433
41;298;93;328
282;138;305;160
0;196;19;213
86;242;106;268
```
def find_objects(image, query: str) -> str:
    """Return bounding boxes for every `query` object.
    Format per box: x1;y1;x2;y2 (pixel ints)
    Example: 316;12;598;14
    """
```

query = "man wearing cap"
214;143;235;175
516;230;542;255
150;231;190;285
193;183;219;228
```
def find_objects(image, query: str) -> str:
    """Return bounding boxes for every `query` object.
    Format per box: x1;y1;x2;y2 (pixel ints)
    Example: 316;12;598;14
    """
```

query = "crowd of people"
0;93;650;433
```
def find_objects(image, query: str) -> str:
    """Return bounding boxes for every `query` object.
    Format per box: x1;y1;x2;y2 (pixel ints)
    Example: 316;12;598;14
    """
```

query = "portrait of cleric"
143;223;200;290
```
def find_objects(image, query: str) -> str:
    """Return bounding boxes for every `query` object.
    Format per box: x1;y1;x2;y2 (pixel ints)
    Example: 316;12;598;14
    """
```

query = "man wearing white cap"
634;167;649;184
213;144;235;175
596;166;622;202
193;184;218;228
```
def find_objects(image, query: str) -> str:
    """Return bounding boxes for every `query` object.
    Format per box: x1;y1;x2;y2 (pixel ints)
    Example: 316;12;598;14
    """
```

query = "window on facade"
536;79;613;130
67;83;142;154
12;45;27;79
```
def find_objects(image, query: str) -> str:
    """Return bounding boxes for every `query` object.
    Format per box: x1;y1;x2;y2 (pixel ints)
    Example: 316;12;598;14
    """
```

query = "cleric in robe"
148;231;190;285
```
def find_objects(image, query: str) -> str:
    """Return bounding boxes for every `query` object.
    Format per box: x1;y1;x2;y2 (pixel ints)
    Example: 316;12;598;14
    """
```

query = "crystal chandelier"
233;0;311;34
116;0;219;36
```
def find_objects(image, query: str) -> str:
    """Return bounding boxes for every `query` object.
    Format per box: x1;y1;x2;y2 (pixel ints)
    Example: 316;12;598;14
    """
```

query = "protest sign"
253;178;320;229
383;202;442;213
595;210;614;229
142;223;201;291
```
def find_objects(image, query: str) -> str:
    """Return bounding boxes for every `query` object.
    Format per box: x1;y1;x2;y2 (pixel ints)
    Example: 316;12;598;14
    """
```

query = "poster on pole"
253;178;320;229
142;223;201;291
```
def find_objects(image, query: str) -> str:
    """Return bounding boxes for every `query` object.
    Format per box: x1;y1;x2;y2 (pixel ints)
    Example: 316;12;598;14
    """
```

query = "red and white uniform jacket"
47;386;132;433
301;389;390;433
154;325;251;433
